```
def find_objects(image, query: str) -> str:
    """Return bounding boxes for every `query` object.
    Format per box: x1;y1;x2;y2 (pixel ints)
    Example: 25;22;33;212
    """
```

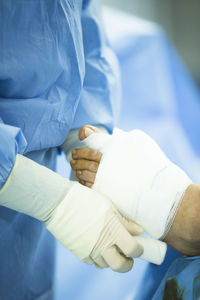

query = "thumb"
79;126;97;140
117;211;144;236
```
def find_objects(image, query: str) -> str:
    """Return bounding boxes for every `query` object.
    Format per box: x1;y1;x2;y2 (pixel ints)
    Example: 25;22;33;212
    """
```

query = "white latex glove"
0;154;143;272
79;128;192;264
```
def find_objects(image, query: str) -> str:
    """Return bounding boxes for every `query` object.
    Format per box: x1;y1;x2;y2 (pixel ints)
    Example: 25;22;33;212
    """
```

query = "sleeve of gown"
0;118;27;189
71;0;121;133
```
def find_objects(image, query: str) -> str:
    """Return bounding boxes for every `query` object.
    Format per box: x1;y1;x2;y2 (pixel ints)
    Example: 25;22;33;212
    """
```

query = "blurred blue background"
55;6;200;300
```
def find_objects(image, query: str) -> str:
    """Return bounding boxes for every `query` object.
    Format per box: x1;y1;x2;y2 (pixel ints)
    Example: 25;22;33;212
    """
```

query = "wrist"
0;154;71;220
164;184;200;255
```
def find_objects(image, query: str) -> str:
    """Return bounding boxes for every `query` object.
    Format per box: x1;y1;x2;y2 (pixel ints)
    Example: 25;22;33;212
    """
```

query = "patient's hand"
71;125;168;265
70;125;102;187
72;125;200;258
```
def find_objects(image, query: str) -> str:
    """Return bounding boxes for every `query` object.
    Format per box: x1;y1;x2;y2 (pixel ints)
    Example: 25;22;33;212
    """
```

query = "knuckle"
86;170;92;176
82;170;87;176
90;162;98;171
76;170;82;178
90;149;98;157
82;170;92;181
80;149;86;157
75;148;81;155
78;148;87;157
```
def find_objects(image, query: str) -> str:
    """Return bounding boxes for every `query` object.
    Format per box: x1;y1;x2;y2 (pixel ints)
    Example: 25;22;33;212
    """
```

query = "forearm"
164;184;200;256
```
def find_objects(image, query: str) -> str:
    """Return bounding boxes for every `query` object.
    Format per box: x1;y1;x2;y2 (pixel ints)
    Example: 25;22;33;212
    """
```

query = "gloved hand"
0;154;144;272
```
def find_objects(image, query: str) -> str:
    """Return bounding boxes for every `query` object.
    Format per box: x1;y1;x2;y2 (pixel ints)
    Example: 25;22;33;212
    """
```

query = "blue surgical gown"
153;256;200;299
0;1;120;299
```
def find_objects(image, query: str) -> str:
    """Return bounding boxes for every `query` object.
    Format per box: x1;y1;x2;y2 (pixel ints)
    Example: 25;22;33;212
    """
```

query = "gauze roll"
134;236;167;265
81;129;192;264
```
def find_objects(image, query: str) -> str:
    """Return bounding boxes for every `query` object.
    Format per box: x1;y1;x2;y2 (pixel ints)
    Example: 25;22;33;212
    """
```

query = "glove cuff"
0;154;71;220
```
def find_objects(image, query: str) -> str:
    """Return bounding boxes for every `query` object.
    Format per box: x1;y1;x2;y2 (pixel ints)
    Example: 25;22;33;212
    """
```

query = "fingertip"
84;127;95;138
85;182;93;188
72;149;77;156
70;160;76;168
113;257;133;273
103;247;134;273
79;126;86;140
79;126;95;140
122;257;134;273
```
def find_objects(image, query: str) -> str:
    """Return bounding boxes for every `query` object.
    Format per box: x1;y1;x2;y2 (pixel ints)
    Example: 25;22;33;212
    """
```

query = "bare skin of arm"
163;183;200;256
71;125;200;256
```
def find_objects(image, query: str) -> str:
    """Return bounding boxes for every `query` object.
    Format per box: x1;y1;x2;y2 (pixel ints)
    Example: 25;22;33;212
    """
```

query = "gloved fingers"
102;246;133;273
71;159;99;172
116;211;144;235
72;148;102;163
76;170;96;184
115;223;144;258
94;256;109;269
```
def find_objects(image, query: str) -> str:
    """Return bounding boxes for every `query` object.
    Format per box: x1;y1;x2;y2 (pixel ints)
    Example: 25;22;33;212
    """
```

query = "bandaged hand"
70;125;192;264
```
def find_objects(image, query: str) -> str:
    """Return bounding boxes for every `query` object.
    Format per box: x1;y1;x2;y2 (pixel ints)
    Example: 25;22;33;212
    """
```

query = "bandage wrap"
83;129;192;262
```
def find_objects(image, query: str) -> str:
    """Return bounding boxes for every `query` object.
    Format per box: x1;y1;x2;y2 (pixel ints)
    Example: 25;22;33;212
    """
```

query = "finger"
85;182;93;188
115;224;144;258
94;256;109;269
79;180;93;188
76;170;96;183
79;125;101;140
116;212;144;236
79;180;85;186
72;148;102;163
102;246;133;273
70;159;99;172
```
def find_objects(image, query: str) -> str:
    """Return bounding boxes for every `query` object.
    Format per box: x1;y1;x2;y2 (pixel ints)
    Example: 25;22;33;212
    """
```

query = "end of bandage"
134;236;167;265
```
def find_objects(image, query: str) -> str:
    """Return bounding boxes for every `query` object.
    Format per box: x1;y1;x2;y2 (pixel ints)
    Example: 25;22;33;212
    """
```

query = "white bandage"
82;129;192;264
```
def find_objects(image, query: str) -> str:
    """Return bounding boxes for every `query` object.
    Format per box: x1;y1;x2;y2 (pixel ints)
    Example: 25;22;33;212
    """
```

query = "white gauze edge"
81;128;192;264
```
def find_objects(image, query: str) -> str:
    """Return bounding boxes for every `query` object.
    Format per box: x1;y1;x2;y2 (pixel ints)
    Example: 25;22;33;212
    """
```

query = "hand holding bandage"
71;126;192;265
